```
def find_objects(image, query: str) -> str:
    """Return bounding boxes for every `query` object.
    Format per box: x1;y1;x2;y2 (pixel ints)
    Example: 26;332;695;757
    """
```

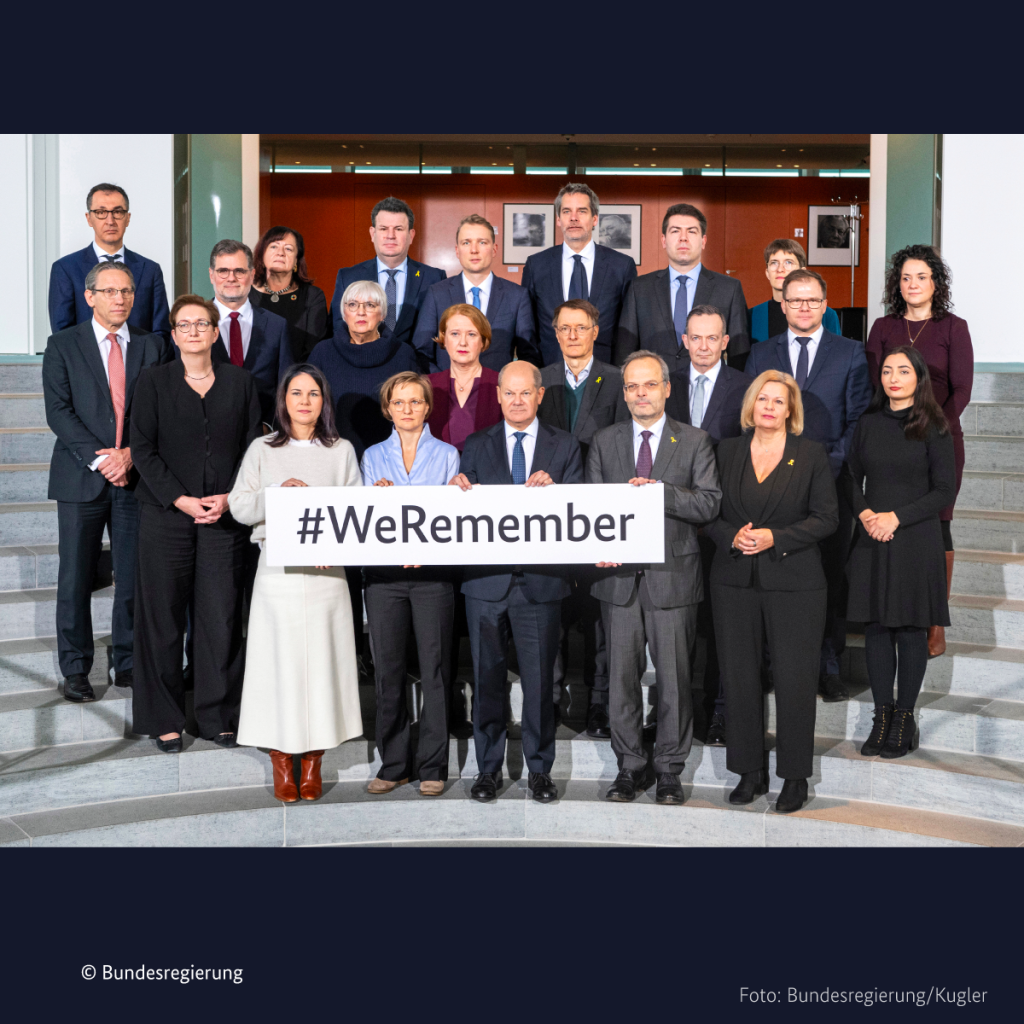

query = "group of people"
42;180;974;815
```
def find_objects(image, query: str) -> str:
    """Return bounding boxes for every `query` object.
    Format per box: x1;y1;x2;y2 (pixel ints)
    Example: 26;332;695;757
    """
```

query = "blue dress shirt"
377;258;408;322
670;263;702;323
360;424;460;487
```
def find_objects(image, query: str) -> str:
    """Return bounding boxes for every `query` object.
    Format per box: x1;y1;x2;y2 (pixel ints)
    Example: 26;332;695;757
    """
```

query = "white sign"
265;484;665;567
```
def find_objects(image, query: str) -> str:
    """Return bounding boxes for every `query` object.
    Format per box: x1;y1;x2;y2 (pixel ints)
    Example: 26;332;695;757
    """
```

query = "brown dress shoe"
929;552;955;658
367;777;409;795
270;751;300;804
420;780;444;797
300;751;326;801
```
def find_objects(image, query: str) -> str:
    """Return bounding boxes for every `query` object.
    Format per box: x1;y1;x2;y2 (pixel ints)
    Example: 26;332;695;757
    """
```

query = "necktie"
107;334;126;449
512;432;527;485
471;286;482;310
384;270;398;332
101;254;122;263
673;275;689;348
636;430;654;479
229;312;244;367
691;374;708;428
569;254;588;301
794;337;811;389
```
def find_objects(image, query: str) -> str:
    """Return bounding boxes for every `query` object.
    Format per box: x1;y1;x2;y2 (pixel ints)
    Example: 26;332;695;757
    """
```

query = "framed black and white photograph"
808;205;861;266
599;205;642;265
503;204;554;264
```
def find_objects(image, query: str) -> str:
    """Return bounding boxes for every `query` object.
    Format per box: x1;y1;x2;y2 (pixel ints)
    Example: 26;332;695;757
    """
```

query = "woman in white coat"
229;364;363;803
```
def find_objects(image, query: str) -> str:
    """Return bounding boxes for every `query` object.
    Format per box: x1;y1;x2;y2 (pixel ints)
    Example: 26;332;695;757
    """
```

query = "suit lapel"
759;433;800;525
802;332;833;392
692;266;713;307
484;276;502;320
650;419;680;481
244;309;262;371
124;328;146;404
573;372;601;437
656;270;674;333
616;422;635;480
777;336;794;376
532;421;560;476
491;422;514;483
78;323;111;405
730;434;754;524
589;246;607;303
123;249;144;284
698;364;728;430
397;261;425;333
547;382;568;431
676;374;692;426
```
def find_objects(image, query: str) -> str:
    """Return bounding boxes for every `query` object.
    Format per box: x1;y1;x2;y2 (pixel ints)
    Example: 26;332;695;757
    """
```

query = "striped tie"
107;334;126;449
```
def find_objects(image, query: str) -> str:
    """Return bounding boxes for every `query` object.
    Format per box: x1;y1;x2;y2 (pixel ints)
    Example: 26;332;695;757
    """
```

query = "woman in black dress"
250;226;328;362
845;345;955;760
131;295;262;753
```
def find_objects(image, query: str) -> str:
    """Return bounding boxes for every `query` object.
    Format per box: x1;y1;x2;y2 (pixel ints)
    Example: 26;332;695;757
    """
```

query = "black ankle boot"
880;708;920;759
861;703;895;757
775;779;809;814
729;769;768;805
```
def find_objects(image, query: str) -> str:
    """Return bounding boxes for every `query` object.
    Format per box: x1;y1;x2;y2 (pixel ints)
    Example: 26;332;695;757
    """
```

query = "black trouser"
819;484;853;677
132;503;248;739
56;485;140;679
714;582;826;781
553;581;608;708
365;576;454;783
345;568;364;654
864;624;930;711
695;532;723;721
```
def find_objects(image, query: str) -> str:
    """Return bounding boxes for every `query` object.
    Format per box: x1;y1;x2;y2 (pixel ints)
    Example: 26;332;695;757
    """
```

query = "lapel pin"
415;270;421;277
671;437;677;443
596;377;602;384
788;459;795;466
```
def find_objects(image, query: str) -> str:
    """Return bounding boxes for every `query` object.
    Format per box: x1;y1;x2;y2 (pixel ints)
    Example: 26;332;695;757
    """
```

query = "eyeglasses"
89;208;129;221
90;287;134;300
175;320;214;334
768;259;800;271
214;268;251;280
784;298;824;309
623;381;664;394
390;399;425;410
345;301;381;313
555;325;596;338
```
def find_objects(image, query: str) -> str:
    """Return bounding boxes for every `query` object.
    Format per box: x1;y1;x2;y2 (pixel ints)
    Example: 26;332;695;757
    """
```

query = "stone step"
0;363;43;394
947;594;1024;650
0;395;46;429
0;502;58;547
0;466;49;504
952;510;1024;554
0;545;59;593
0;684;131;754
0;636;114;696
952;550;1024;601
963;435;1024;475
957;472;1024;513
0;586;113;643
0;428;54;465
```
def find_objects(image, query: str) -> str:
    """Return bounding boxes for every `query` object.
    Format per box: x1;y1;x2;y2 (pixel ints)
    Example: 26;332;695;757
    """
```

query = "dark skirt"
942;430;965;522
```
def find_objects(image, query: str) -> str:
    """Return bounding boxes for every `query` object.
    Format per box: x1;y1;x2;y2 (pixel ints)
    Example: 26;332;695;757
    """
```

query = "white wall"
0;135;32;353
867;134;888;329
944;134;1024;363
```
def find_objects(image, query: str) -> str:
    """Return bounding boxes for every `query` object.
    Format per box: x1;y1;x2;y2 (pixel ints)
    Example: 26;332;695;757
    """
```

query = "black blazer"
707;433;839;592
130;363;263;510
250;282;328;363
522;244;637;366
538;359;630;463
459;419;584;604
412;274;540;371
43;323;172;502
665;362;749;444
615;266;750;369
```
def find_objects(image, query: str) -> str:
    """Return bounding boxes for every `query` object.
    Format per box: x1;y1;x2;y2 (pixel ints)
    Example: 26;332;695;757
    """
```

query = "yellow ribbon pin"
671;437;677;443
596;377;602;384
788;459;795;466
416;270;421;277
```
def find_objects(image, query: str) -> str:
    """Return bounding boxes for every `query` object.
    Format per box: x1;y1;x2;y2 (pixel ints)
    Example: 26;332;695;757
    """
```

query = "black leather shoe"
606;768;649;803
528;772;558;803
775;779;809;814
114;670;133;688
471;772;503;802
586;704;611;739
212;733;239;749
729;769;769;805
156;736;183;754
880;708;920;759
655;773;685;805
705;714;726;747
861;703;895;757
818;673;848;703
62;675;96;704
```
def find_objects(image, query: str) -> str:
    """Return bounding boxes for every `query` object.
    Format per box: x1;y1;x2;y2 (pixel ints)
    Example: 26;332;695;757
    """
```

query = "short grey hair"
554;182;600;220
498;360;543;390
210;239;253;270
341;280;388;323
622;349;670;384
85;262;136;293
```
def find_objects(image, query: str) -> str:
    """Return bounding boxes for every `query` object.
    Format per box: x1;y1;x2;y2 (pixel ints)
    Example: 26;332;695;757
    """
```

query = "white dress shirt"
89;318;130;470
561;239;596;301
214;298;254;361
92;242;126;264
670;263;702;323
632;414;667;472
505;417;540;479
688;358;723;427
787;324;825;378
378;258;408;321
462;272;493;313
565;356;595;388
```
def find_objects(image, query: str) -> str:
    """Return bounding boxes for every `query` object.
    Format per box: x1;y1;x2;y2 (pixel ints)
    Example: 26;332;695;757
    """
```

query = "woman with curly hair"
866;245;974;657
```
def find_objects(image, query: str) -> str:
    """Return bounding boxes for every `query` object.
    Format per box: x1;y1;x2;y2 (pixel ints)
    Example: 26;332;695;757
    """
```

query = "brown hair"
740;371;805;435
170;295;220;331
435;303;492;352
253;226;313;288
457;214;495;242
782;268;828;301
883;244;954;321
379;372;434;421
763;238;808;267
552;299;600;328
268;364;339;448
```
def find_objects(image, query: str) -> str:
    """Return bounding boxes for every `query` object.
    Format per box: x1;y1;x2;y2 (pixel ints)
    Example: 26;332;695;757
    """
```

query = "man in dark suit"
48;183;171;341
665;305;749;748
43;262;172;703
413;214;538;371
538;299;630;738
522;183;637;366
616;203;750;372
451;361;584;805
587;350;721;805
745;268;872;702
329;197;446;360
208;240;292;426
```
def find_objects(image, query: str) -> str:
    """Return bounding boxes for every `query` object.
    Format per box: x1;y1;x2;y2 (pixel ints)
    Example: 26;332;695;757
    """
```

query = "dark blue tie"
795;337;811;388
569;254;588;301
673;275;688;347
512;432;527;485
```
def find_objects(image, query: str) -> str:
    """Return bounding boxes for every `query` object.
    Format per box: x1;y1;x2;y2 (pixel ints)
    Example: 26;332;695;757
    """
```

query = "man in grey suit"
587;350;721;804
615;203;750;371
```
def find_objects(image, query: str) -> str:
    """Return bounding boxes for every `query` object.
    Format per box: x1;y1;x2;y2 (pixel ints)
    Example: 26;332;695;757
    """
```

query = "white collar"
505;417;540;440
563;239;596;263
632;414;667;440
566;356;595;383
377;258;408;276
215;297;253;320
91;318;129;345
787;324;825;347
462;271;493;292
690;360;723;387
92;242;126;262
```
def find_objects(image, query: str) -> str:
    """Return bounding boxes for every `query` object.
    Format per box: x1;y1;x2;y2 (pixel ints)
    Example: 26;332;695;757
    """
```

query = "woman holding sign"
360;372;461;798
229;365;363;804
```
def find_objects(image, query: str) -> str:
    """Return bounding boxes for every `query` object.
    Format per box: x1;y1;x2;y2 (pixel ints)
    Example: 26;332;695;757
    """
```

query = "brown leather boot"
300;751;326;802
928;551;955;658
270;751;299;804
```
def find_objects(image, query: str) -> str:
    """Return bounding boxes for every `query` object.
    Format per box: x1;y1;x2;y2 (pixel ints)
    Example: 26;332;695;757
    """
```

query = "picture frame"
503;204;554;265
808;205;860;267
598;205;642;266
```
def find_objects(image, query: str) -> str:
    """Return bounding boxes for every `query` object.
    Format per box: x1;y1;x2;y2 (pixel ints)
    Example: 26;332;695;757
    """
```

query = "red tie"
229;311;244;367
107;334;126;449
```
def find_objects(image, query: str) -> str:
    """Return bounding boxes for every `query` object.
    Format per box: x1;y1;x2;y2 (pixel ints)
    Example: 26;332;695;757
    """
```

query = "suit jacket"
427;368;503;448
48;245;171;341
413;274;540;371
209;304;292;425
745;330;872;479
43;322;172;502
586;416;722;609
522;244;637;366
459;419;584;603
538;359;630;463
665;362;748;445
329;258;446;357
615;266;750;370
706;433;838;591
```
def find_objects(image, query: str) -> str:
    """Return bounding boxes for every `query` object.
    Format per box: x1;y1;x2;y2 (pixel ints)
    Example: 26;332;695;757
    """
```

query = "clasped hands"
174;493;229;525
94;447;132;487
448;471;555;491
732;523;775;556
860;509;899;543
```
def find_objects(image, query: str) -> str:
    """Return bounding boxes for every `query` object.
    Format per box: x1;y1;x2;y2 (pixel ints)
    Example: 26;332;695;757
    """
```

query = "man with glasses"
750;239;842;344
208;240;292;426
42;262;172;704
49;183;171;340
746;268;871;703
587;350;721;805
